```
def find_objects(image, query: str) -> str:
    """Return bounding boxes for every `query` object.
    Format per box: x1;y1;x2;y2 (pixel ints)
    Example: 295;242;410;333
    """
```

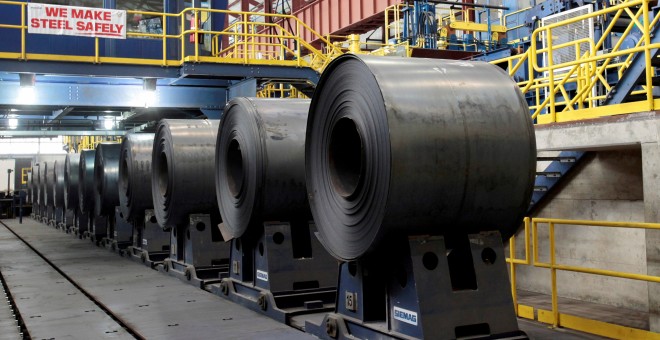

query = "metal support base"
159;214;230;288
126;210;170;268
74;211;89;239
101;207;133;253
306;232;528;340
160;258;226;289
126;246;169;268
88;215;108;245
210;221;337;324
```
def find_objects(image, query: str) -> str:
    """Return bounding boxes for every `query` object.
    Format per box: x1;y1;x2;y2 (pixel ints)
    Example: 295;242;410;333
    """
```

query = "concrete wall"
511;148;648;311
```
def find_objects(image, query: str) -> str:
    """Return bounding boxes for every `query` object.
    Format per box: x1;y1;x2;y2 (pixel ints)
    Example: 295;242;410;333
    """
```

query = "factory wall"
511;148;648;311
0;159;16;193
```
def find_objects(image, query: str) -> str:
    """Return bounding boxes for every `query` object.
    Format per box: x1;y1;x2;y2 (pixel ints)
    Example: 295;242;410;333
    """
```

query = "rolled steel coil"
35;164;43;207
152;119;220;229
29;165;37;204
305;54;536;261
215;98;311;240
53;159;66;209
78;150;96;214
26;170;32;204
43;161;54;208
118;133;155;221
94;143;122;216
64;153;80;212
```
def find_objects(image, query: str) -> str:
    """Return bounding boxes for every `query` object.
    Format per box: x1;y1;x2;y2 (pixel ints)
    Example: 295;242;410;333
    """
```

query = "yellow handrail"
0;1;343;73
507;217;660;338
492;0;660;124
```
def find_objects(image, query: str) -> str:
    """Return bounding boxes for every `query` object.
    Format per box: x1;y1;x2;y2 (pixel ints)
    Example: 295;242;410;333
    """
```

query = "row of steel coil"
27;54;536;263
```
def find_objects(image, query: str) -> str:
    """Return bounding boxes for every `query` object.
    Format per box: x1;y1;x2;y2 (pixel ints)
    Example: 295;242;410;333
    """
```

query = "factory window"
33;0;103;8
0;137;66;155
117;0;164;37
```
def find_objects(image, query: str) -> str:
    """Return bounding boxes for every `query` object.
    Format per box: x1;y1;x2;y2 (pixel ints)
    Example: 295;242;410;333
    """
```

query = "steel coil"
119;133;155;222
53;159;66;209
44;161;55;208
29;164;38;204
64;153;80;212
35;164;43;207
305;55;536;261
94;143;121;216
152;119;220;229
78;150;96;214
215;98;311;240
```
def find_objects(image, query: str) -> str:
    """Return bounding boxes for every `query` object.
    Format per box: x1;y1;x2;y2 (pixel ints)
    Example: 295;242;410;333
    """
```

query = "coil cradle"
119;133;171;267
93;143;133;252
304;55;535;340
65;153;88;237
212;98;338;323
152;119;230;287
78;149;108;244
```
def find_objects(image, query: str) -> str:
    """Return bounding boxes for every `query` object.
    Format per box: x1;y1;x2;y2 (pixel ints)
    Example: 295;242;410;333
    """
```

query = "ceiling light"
17;86;35;105
142;78;157;108
8;114;18;130
103;116;114;130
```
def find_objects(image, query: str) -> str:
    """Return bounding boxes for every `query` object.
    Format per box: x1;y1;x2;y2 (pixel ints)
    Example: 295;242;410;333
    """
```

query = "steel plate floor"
0;217;605;339
0;218;312;340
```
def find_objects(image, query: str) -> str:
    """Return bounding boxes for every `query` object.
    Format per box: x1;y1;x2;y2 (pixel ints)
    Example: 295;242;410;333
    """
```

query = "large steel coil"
94;143;121;216
215;98;311;240
29;164;38;204
152;119;220;229
119;133;155;221
53;159;66;209
43;161;55;208
78;150;96;214
35;164;43;207
305;55;536;261
64;153;80;212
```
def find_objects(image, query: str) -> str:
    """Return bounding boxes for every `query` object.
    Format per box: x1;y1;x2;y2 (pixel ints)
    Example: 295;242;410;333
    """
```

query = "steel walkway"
0;218;312;339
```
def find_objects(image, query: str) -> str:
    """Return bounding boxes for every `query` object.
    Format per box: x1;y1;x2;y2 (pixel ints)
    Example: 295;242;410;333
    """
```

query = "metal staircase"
530;5;660;212
604;6;660;105
530;151;588;212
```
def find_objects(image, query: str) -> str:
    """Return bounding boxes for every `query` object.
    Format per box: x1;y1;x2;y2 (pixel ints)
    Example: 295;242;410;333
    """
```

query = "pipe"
152;119;220;229
118;133;155;222
93;143;122;216
305;54;536;261
64;153;80;212
215;98;312;240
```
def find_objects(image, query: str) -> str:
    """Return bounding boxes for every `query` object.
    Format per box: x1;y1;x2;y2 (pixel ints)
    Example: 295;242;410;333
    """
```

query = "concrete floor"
0;217;611;339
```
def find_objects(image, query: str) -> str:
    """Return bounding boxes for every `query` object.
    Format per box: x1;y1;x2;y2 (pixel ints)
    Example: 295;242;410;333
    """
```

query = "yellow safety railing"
63;136;121;151
0;1;342;73
492;0;660;124
507;217;660;339
256;83;308;99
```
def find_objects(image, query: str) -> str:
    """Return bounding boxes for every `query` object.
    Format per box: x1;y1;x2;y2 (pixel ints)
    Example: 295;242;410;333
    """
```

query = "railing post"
94;38;99;63
243;13;248;64
509;235;518;314
296;20;301;67
162;14;167;66
20;4;26;60
549;222;559;327
643;0;654;111
546;28;557;122
194;9;199;62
